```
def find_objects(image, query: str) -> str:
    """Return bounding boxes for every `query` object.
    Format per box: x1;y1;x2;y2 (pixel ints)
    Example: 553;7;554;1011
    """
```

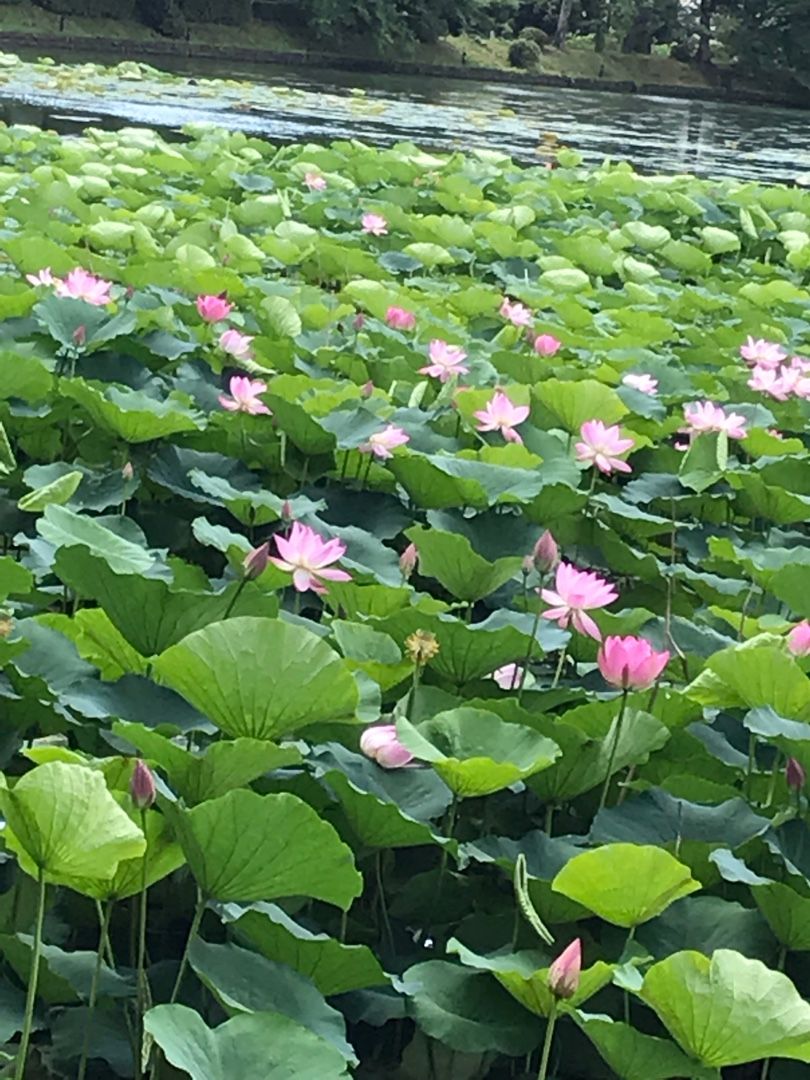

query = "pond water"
2;48;809;183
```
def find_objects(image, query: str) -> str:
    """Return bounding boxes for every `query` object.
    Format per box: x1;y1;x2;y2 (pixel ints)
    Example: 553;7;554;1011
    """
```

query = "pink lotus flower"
682;401;747;440
500;297;533;327
304;172;326;191
533;333;562;357
748;365;795;401
474;391;529;444
219;375;271;415
270;521;351;594
219;329;254;361
130;759;156;811
491;663;525;690
419;339;469;382
788;620;810;657
740;337;786;370
385;306;416;331
533;530;559;573
361;213;388;236
786;757;807;791
575;420;635;474
622;372;658;395
548;939;581;1000
243;541;271;580
541;562;618;641
196;294;233;322
55;268;112;306
400;542;418;579
359;424;410;459
26;267;56;287
360;724;413;769
597;635;670;690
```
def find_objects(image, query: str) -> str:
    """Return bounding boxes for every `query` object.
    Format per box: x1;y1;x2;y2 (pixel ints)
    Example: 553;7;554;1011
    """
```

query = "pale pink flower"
597;635;670;690
748;365;793;401
474;391;530;444
359;424;410;459
399;542;418;579
541;562;618;641
787;620;810;657
740;337;786;370
55;268;112;306
419;339;469;382
218;375;270;415
219;329;254;361
26;267;56;287
533;531;559;573
767;428;784;440
361;213;388;236
270;521;351;594
790;355;810;373
548;939;581;1000
385;306;416;331
491;663;525;690
304;172;326;191
682;401;747;440
196;294;233;322
360;724;413;769
533;333;562;357
575;420;635;474
500;297;533;327
621;372;658;395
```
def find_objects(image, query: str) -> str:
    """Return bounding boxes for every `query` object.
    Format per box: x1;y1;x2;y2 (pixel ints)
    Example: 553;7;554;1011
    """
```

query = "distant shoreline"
1;30;808;112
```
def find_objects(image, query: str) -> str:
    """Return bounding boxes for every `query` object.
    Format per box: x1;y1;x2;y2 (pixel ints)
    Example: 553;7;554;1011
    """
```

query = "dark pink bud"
243;541;270;580
361;380;374;398
353;313;365;331
400;542;418;579
72;325;86;347
533;531;559;573
786;757;806;791
130;759;156;810
548;938;581;1000
280;501;293;524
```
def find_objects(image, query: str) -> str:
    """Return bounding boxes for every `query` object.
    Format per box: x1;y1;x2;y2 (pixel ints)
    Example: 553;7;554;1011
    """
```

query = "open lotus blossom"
218;375;271;415
385;306;416;330
622;372;658;395
597;635;670;690
474;391;530;444
196;294;233;322
500;297;533;327
360;724;413;769
361;212;388;236
270;521;351;594
219;329;254;361
419;339;469;382
740;337;786;369
788;620;810;657
575;420;635;474
26;267;56;287
55;267;112;306
541;562;618;641
359;424;410;459
304;171;326;191
548;938;581;1000
748;364;796;401
533;333;562;357
682;401;747;440
491;663;526;690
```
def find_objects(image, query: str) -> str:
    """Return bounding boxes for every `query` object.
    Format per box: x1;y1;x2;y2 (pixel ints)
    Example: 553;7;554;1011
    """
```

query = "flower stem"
77;900;113;1080
437;797;458;900
406;664;422;722
375;851;394;955
15;868;46;1080
517;601;543;703
169;889;205;1005
135;810;150;1080
598;689;630;812
537;1002;558;1080
745;734;757;801
222;575;247;620
550;644;568;689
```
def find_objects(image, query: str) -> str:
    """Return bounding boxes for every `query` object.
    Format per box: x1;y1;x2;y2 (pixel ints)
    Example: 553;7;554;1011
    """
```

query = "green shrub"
508;37;542;66
181;0;252;23
33;0;136;14
518;25;550;46
137;0;187;35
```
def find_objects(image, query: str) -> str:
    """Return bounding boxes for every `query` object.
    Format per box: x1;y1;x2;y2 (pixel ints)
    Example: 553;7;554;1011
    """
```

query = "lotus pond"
1;118;810;1080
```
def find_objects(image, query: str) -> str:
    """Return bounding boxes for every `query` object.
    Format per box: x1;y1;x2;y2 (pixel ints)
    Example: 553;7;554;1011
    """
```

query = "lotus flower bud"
243;541;270;581
521;554;534;576
786;757;806;791
548;938;581;1000
361;380;374;398
400;543;418;580
787;620;810;657
353;313;365;331
121;462;134;481
72;325;86;347
533;531;559;573
130;759;156;811
405;629;440;666
360;724;413;769
280;500;293;524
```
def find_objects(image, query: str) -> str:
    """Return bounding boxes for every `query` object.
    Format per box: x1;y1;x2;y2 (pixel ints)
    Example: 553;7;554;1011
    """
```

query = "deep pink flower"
219;375;270;415
360;724;413;768
541;562;618;641
500;297;533;327
130;759;156;811
385;306;416;331
26;267;56;287
740;337;786;370
219;329;254;361
400;542;418;579
548;939;581;1000
304;172;326;191
621;372;658;395
491;663;525;690
788;620;810;657
196;294;233;322
474;391;529;444
533;531;559;573
682;401;747;440
270;521;351;594
786;757;807;791
575;420;635;474
243;541;271;580
361;213;388;236
533;333;562;357
55;268;112;306
359;424;410;459
419;339;469;382
597;635;670;690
